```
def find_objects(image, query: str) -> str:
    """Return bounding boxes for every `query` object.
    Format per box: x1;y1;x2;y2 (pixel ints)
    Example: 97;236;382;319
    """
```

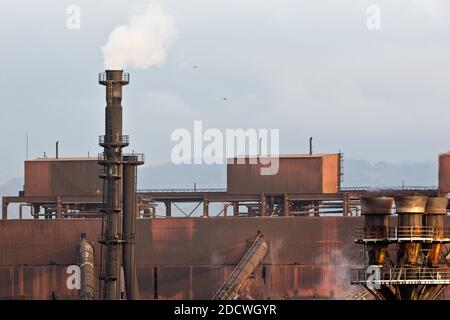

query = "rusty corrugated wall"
226;154;340;194
1;216;447;300
24;158;102;197
439;153;450;195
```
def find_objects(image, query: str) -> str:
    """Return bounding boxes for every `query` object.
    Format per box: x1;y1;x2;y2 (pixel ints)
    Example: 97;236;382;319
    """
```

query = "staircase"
212;233;268;300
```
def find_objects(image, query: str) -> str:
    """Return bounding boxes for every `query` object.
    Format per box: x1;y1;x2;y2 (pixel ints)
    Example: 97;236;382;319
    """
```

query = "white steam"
102;4;176;70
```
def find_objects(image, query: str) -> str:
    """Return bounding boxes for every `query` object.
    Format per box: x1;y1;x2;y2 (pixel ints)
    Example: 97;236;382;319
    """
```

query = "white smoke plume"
102;3;176;70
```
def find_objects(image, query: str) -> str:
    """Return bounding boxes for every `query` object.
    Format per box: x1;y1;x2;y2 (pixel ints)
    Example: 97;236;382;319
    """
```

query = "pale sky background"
1;0;450;184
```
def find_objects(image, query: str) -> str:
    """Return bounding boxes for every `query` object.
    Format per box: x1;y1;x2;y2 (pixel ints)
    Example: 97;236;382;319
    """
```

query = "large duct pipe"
394;196;428;265
79;233;95;300
424;197;448;266
98;70;129;300
122;154;143;300
361;196;393;265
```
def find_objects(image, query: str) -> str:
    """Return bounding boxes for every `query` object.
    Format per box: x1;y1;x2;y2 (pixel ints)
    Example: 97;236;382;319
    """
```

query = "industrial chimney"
98;70;143;300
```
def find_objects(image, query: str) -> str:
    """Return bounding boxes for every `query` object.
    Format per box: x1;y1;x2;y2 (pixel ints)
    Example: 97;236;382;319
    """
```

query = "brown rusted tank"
439;153;450;196
227;154;341;194
424;197;449;266
361;197;393;265
395;196;428;265
24;158;102;197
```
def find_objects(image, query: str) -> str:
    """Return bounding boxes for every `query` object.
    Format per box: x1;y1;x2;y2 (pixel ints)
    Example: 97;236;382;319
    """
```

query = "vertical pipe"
309;137;313;155
123;161;139;300
260;194;266;216
202;196;209;218
79;233;95;300
2;198;8;220
165;201;171;217
99;70;128;300
33;204;40;219
153;267;158;299
283;193;289;216
56;196;62;219
343;193;349;216
233;202;239;216
55;141;59;159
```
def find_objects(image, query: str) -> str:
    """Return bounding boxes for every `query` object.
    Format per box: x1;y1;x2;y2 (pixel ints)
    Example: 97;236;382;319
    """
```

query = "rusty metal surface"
24;158;102;197
439;153;450;195
395;196;428;214
1;216;449;300
361;196;393;215
360;197;393;265
226;154;340;194
426;197;448;215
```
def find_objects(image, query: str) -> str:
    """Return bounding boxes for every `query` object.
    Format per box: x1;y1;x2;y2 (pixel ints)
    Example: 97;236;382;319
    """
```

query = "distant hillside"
342;159;437;188
0;177;22;197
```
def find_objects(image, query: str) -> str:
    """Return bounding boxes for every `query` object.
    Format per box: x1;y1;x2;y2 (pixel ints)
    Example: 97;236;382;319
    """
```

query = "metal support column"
33;204;40;219
2;198;7;220
233;202;239;216
203;196;209;218
165;201;172;217
260;194;266;216
56;196;62;219
122;154;143;300
283;193;289;216
343;193;349;216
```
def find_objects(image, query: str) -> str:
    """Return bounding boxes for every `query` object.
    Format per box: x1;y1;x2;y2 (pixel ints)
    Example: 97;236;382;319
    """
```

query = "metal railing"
98;153;144;163
122;153;145;163
351;267;450;284
341;186;437;192
98;135;129;146
340;186;371;191
98;153;106;162
354;226;450;241
138;188;227;193
98;72;130;83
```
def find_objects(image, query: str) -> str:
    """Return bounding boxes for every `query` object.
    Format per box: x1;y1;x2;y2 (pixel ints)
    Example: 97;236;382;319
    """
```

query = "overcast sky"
0;0;450;183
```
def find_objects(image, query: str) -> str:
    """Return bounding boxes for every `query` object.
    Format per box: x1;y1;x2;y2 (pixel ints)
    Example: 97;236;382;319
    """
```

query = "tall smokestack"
122;154;143;300
98;70;129;300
